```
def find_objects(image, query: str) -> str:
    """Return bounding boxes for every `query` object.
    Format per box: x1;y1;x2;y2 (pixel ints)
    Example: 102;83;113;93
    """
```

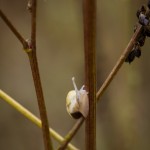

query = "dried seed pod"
134;45;141;58
136;5;147;18
66;77;89;119
125;43;142;63
148;0;150;9
125;50;136;63
145;26;150;37
139;13;149;25
137;34;146;46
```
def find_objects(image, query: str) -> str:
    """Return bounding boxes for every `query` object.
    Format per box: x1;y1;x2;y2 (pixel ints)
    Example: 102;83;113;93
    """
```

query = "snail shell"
66;77;89;119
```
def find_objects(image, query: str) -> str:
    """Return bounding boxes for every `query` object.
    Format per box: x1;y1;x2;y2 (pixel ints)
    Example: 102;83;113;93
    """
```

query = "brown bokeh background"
0;0;150;149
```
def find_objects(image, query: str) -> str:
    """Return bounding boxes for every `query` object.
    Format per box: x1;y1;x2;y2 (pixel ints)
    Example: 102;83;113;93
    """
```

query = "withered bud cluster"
125;3;150;63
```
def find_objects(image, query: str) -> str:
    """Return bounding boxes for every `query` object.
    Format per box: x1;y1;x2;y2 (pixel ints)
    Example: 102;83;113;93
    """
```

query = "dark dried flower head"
148;0;150;9
137;34;146;46
134;47;141;58
145;26;150;37
136;5;147;18
139;13;149;25
125;44;142;63
125;50;136;63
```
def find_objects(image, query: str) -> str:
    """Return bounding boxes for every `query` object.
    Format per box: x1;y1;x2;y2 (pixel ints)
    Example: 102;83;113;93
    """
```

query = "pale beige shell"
66;90;80;115
66;77;89;119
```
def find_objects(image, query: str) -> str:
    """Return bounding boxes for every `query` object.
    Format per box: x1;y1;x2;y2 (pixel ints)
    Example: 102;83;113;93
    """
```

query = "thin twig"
83;0;97;149
30;0;36;49
28;52;53;150
28;0;53;150
0;89;78;150
96;24;143;100
57;118;84;150
57;24;143;149
0;9;28;49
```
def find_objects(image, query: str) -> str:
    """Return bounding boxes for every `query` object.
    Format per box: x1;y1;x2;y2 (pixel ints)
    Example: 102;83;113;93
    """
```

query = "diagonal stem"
0;9;28;49
57;117;84;150
96;24;143;100
0;89;78;150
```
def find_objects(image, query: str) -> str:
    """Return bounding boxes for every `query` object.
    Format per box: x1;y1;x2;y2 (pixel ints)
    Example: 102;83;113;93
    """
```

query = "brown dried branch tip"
125;4;150;63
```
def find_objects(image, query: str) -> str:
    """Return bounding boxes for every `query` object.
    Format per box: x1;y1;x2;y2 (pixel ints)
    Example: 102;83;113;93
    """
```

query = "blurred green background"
0;0;150;149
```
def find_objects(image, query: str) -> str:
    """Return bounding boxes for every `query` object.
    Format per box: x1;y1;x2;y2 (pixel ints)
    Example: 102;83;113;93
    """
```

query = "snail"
66;77;89;119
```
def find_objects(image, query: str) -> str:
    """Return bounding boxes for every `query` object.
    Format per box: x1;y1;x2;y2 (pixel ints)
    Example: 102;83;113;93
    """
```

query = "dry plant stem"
0;89;77;150
57;117;84;150
29;1;53;150
57;24;143;149
0;6;53;149
0;9;28;49
58;0;97;149
31;0;36;48
28;52;53;150
96;24;143;101
83;0;96;149
0;6;52;149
